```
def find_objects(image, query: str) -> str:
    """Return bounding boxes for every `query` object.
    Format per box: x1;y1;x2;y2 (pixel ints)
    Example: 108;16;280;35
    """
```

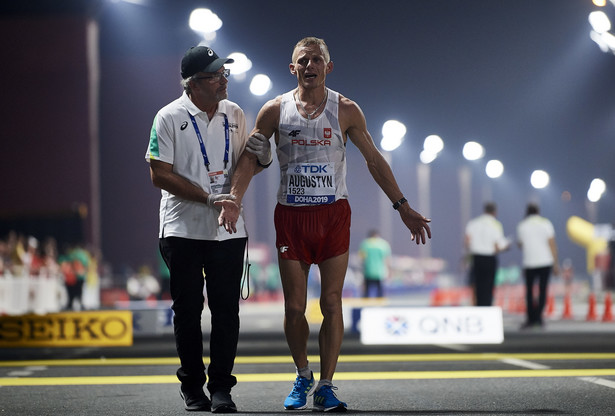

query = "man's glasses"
194;68;230;83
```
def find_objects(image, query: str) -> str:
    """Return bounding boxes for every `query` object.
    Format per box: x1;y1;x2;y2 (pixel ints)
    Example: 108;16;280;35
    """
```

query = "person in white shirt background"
465;202;510;306
517;203;559;329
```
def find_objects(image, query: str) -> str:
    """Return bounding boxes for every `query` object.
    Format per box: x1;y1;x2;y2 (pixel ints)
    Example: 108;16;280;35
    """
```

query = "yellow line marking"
2;369;615;387
0;353;614;367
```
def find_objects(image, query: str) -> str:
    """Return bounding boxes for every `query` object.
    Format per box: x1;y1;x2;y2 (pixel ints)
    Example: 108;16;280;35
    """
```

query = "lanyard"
188;112;229;171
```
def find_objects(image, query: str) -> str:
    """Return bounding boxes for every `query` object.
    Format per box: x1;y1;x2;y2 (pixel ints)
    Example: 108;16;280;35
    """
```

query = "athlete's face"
290;44;333;89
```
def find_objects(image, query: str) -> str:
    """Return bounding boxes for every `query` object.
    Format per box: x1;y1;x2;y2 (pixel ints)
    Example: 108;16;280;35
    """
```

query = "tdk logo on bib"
294;164;328;174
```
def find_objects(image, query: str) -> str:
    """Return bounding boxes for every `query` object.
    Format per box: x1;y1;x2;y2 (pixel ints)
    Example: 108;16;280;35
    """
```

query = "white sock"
297;365;312;379
316;379;332;391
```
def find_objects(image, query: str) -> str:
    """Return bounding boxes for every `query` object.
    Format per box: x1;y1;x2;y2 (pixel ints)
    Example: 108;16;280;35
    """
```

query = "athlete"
220;37;431;412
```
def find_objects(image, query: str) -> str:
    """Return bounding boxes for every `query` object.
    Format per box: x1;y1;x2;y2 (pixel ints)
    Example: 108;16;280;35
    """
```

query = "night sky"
3;0;614;282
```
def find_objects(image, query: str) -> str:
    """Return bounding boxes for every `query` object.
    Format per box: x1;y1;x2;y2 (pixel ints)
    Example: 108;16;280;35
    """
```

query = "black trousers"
471;254;497;306
524;266;551;324
363;278;384;298
159;236;247;394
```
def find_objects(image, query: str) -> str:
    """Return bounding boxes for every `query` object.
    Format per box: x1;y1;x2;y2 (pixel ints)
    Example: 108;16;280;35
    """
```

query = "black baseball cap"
181;46;234;79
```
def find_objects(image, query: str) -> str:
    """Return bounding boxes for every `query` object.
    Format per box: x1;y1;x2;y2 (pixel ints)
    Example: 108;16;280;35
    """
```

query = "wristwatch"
392;197;407;210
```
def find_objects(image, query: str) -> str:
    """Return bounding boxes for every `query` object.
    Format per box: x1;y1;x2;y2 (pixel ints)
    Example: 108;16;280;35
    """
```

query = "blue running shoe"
313;385;347;412
283;372;315;410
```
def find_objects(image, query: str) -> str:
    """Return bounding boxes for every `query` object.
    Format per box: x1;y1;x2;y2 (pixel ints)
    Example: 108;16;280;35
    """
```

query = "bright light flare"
189;8;222;34
249;74;272;96
380;120;406;151
226;52;252;75
485;160;504;178
424;135;444;154
589;11;611;33
462;141;484;161
420;150;437;164
587;178;607;202
530;170;550;189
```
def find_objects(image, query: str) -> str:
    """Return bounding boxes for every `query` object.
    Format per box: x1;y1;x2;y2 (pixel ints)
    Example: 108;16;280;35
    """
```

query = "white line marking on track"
579;376;615;390
434;344;471;352
7;371;33;377
499;358;550;370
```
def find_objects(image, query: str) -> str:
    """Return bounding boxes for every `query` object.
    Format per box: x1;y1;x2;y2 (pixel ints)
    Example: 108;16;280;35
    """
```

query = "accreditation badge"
208;169;230;195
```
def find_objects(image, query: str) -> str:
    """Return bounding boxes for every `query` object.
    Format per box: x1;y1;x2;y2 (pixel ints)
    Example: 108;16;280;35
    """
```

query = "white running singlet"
276;88;348;206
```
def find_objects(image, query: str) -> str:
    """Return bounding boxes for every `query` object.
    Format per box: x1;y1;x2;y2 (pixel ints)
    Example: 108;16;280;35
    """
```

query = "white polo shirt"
465;214;507;256
517;214;555;268
146;92;248;241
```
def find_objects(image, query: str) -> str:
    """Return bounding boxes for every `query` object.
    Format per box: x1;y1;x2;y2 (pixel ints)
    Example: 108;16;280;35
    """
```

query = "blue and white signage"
360;306;504;345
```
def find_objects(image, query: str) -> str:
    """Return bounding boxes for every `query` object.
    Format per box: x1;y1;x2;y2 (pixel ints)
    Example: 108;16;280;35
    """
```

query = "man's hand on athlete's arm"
245;133;272;167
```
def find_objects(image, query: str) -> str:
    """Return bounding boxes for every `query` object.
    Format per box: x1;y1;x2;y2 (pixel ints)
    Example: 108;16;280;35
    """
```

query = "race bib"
208;169;230;195
286;163;335;205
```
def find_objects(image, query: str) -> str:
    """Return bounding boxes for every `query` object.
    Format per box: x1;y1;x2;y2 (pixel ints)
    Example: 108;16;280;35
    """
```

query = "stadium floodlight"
189;8;222;40
249;74;272;96
226;52;252;75
485;160;504;178
530;170;550;189
420;150;437;164
380;120;406;151
589;11;611;34
423;135;444;155
462;141;484;161
587;178;607;202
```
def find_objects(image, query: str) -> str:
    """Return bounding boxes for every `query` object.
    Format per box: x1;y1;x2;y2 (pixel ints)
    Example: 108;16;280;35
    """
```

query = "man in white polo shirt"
517;203;559;329
145;45;271;413
465;202;510;306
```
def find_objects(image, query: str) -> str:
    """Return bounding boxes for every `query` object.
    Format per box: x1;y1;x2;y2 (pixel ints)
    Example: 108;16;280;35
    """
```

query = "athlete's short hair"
292;37;331;64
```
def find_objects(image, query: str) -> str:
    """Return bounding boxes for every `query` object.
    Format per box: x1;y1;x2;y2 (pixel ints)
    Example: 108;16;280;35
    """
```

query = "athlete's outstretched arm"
341;97;431;244
218;97;280;233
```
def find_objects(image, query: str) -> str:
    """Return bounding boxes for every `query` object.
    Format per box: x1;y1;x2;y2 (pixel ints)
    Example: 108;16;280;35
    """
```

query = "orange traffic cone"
586;293;598;321
430;289;443;306
545;294;555;317
602;293;613;322
562;293;573;320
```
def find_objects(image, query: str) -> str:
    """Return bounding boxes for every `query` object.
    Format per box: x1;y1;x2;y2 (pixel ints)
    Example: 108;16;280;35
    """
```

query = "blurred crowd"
0;230;99;313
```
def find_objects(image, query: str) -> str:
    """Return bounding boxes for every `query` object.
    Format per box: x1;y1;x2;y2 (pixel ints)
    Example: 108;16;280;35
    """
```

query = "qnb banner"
0;310;133;347
360;306;503;345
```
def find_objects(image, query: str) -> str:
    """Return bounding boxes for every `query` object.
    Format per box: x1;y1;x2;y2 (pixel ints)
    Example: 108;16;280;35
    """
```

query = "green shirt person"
358;230;391;298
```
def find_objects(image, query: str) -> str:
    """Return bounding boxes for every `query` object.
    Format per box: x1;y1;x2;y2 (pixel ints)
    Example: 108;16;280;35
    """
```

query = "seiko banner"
360;306;504;345
0;310;133;347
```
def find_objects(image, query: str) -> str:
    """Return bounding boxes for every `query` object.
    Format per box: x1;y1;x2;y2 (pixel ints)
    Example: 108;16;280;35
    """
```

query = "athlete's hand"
217;200;240;234
398;205;431;245
207;193;235;212
245;133;272;166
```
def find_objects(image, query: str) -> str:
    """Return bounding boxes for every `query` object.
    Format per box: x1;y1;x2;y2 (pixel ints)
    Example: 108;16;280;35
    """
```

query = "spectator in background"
358;229;391;298
22;236;44;276
517;203;559;329
465;202;510;306
127;265;161;301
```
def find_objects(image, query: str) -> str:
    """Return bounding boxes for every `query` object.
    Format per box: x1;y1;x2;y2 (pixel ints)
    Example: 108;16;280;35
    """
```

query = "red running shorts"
274;199;351;265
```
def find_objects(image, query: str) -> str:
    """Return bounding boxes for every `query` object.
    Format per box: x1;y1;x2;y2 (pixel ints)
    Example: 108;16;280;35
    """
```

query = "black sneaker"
179;387;211;411
211;390;237;413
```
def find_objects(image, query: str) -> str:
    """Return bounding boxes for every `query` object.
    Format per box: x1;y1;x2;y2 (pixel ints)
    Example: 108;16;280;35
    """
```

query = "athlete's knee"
319;292;342;317
284;300;307;322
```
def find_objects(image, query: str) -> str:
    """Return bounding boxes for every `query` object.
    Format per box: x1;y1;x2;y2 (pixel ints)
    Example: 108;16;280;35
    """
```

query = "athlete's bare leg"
279;256;311;369
316;251;349;381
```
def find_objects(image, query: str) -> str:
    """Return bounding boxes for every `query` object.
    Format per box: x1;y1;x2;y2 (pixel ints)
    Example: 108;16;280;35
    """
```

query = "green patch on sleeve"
148;116;159;158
